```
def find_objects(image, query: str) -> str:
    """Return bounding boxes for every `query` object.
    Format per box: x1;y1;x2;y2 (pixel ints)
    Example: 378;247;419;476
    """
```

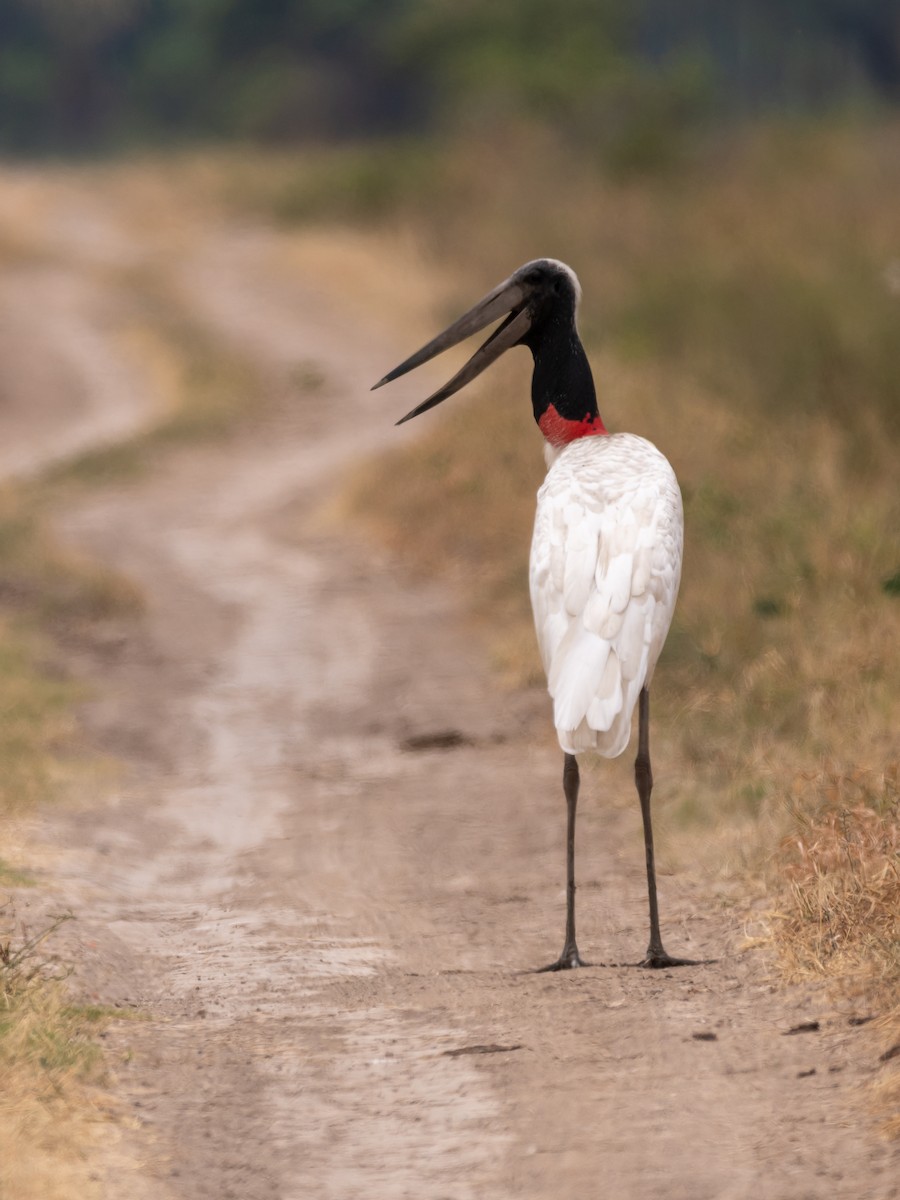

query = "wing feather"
529;433;683;758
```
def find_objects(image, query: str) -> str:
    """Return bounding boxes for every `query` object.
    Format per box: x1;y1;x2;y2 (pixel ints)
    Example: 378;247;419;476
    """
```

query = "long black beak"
371;274;532;425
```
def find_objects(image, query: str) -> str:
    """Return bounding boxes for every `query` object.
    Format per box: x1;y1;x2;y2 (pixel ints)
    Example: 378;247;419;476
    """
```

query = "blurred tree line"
0;0;898;154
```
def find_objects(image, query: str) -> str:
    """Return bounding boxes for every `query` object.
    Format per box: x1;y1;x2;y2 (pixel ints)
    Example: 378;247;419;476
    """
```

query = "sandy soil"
3;171;898;1199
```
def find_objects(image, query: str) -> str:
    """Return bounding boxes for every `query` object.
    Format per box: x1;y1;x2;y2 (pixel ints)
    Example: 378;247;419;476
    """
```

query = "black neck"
522;309;598;426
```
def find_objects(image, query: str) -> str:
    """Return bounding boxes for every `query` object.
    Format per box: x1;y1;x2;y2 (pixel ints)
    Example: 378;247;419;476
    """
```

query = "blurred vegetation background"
0;0;898;153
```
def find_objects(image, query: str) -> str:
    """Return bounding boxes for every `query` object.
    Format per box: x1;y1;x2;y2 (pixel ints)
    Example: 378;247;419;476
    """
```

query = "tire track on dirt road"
0;267;158;479
8;182;898;1198
38;215;521;1200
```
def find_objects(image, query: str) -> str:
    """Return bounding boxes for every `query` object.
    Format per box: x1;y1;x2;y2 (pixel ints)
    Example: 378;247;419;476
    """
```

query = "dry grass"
775;765;900;1133
0;905;114;1200
777;766;898;992
0;485;142;627
0;483;142;836
0;617;81;820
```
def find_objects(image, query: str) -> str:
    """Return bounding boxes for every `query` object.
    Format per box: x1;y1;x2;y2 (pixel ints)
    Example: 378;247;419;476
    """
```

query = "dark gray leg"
636;688;695;968
538;752;587;971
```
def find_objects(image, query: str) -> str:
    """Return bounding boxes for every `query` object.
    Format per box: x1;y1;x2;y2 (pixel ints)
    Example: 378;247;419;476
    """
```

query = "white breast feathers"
529;433;683;757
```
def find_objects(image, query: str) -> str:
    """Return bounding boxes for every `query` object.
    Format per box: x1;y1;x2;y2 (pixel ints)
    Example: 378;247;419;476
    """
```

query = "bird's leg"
635;688;696;969
538;752;588;971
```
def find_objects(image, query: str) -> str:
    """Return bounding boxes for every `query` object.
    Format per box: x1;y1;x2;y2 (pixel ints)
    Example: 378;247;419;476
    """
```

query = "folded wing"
529;434;683;757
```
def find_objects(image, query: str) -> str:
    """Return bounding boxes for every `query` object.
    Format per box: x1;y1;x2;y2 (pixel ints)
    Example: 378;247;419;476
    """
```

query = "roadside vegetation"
210;116;900;1123
0;492;132;1199
0;906;114;1200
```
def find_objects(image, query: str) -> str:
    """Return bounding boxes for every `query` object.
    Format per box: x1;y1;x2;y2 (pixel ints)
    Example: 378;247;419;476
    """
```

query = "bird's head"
372;259;583;425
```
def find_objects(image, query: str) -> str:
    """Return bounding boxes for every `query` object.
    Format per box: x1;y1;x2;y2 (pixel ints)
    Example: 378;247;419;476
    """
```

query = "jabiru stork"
373;258;692;970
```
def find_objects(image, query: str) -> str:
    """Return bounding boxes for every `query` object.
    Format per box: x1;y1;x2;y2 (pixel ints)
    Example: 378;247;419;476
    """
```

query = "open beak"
371;273;532;425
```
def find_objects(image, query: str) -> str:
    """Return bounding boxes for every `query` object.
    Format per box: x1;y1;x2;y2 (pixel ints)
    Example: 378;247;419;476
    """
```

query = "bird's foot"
638;947;700;969
536;946;589;972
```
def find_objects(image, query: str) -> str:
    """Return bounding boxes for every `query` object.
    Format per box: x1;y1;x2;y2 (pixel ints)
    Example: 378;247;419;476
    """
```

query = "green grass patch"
0;625;81;819
0;858;35;887
0;486;143;628
220;140;443;227
43;314;264;492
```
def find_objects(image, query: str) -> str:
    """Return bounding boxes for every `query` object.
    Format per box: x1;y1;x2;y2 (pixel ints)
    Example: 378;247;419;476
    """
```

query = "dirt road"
4;171;897;1199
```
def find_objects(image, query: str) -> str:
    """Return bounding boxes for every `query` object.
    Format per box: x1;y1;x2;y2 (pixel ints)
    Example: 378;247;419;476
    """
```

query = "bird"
373;258;693;970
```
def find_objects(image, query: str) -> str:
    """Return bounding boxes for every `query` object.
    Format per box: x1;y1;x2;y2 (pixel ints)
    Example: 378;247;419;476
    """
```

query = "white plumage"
530;433;683;756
